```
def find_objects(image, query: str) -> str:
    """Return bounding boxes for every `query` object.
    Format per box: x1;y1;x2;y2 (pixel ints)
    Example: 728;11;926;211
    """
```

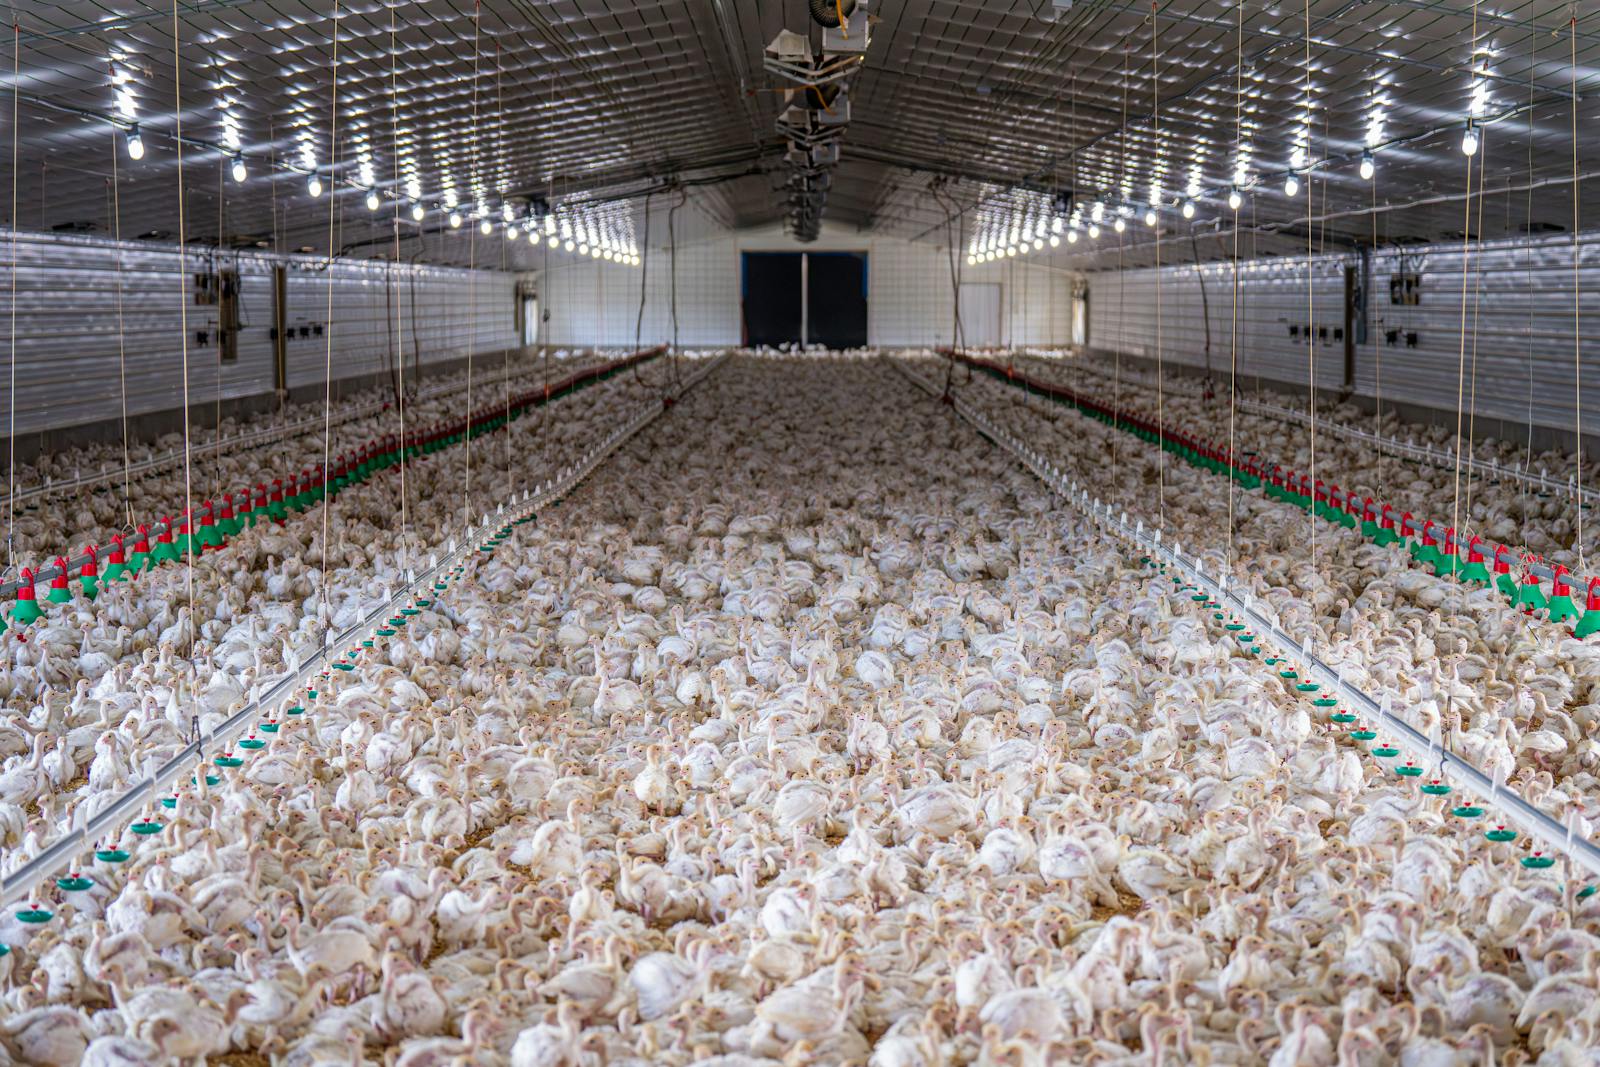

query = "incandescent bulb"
307;174;323;198
230;153;246;183
1113;217;1125;233
1181;199;1195;219
1067;229;1079;244
1283;173;1300;198
1461;123;1478;156
411;201;425;221
366;190;381;211
1144;209;1157;226
449;211;462;228
480;218;492;236
1227;187;1242;211
126;125;144;160
1359;151;1375;180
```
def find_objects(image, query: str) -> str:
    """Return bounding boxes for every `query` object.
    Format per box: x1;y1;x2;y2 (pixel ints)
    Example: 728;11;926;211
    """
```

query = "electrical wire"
108;135;132;529
1449;1;1481;571
464;0;481;535
170;0;198;669
6;19;16;574
1571;14;1586;575
1226;0;1242;575
389;0;410;572
318;0;340;622
1303;0;1317;575
1151;5;1165;533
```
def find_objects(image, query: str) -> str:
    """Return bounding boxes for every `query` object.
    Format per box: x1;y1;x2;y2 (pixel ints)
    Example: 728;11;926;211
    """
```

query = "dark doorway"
741;252;803;347
740;251;870;348
806;251;868;348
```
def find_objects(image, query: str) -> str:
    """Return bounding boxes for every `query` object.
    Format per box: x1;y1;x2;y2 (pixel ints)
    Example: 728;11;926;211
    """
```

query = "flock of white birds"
0;350;1597;1067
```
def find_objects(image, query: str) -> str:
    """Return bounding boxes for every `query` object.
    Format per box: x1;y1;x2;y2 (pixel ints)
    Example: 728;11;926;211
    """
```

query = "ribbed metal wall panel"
1085;230;1600;437
0;230;516;437
1087;256;1348;390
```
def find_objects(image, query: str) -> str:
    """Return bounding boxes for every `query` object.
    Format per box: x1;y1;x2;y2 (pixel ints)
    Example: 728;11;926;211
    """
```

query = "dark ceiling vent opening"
809;0;857;27
51;220;97;234
1519;220;1565;234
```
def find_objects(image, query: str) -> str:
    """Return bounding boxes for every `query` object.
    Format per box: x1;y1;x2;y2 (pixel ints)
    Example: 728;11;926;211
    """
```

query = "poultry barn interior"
4;0;1600;1064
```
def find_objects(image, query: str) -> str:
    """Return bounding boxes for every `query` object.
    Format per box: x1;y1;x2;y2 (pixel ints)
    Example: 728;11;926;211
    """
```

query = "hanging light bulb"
1461;121;1479;156
307;173;323;198
548;236;559;249
1181;199;1196;219
564;239;574;252
1067;229;1079;244
1113;216;1126;233
1088;223;1100;239
1359;151;1375;180
125;125;144;160
1032;237;1044;250
229;153;246;183
1227;187;1242;211
449;210;462;229
366;189;381;211
578;243;589;255
410;200;425;222
966;254;976;266
506;224;518;241
501;203;515;222
1091;200;1105;222
1049;234;1060;248
1144;208;1157;227
479;217;492;236
1283;172;1300;198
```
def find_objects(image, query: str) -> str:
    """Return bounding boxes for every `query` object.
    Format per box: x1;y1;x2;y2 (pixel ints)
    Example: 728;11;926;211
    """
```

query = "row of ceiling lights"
121;124;643;266
963;115;1492;262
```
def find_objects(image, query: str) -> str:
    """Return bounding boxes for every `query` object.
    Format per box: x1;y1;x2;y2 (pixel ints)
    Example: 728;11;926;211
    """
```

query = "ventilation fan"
809;0;857;27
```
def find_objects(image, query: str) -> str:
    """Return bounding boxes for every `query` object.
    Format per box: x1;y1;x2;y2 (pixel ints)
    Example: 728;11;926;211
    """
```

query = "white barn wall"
537;210;1073;350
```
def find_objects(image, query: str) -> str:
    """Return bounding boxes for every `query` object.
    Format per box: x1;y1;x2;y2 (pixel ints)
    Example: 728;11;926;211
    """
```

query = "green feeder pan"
401;608;421;617
44;583;70;605
285;705;305;715
10;598;44;625
434;582;448;592
1312;698;1338;708
305;690;318;699
1458;562;1492;584
56;876;93;892
1485;827;1518;843
1239;633;1256;643
0;944;9;956
1250;646;1263;655
258;722;280;733
192;774;221;787
415;598;433;607
130;820;164;835
1296;682;1319;693
1420;782;1452;796
1371;746;1400;758
1579;885;1597;900
1278;670;1298;680
376;628;395;637
1577;611;1600;638
15;908;53;924
238;737;266;750
80;576;98;601
214;755;243;768
1521;854;1556;869
1372;528;1399;547
129;551;151;573
1395;764;1423;777
1212;612;1224;621
1225;623;1245;631
1190;594;1208;603
1497;573;1520;601
1264;657;1279;666
333;662;355;671
94;849;130;863
1350;730;1377;741
1433;555;1458;577
360;640;374;649
102;562;129;582
1451;805;1485;819
159;796;178;809
1516;585;1549;612
1360;520;1379;539
1547;595;1581;624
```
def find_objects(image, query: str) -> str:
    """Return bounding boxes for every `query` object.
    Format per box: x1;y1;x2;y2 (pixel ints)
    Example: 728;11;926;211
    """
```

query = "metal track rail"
942;350;1597;597
0;347;665;601
891;355;1600;880
0;352;725;909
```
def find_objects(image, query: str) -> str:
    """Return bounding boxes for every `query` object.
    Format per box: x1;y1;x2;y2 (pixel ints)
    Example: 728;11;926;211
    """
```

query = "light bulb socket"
125;125;144;160
229;153;246;183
